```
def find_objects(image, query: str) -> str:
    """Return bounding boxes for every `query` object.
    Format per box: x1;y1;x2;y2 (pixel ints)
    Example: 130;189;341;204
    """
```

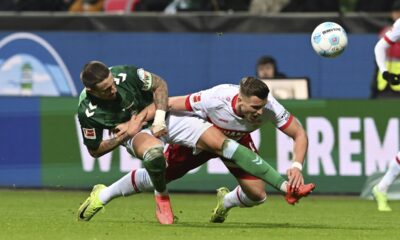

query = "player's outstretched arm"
281;117;308;189
87;132;128;158
168;96;189;111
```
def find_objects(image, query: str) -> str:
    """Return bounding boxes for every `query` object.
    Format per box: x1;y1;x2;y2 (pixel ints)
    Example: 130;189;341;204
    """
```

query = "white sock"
280;181;288;193
223;186;266;209
133;169;168;196
98;169;152;204
377;154;400;193
134;168;154;192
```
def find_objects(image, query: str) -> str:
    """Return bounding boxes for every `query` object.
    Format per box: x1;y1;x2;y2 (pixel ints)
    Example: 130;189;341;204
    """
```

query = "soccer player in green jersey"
76;61;173;224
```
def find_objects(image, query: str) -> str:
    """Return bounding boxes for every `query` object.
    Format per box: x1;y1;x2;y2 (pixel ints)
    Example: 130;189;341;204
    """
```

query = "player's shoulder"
110;65;142;79
265;93;284;111
109;65;139;73
77;90;100;122
202;84;239;106
208;84;239;97
109;65;147;87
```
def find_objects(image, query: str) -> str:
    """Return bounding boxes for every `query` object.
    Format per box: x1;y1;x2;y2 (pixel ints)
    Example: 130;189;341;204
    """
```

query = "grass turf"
0;189;399;240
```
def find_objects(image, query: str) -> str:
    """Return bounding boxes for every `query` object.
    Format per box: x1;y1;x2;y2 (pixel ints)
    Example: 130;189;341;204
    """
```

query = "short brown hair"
80;61;110;88
239;76;269;99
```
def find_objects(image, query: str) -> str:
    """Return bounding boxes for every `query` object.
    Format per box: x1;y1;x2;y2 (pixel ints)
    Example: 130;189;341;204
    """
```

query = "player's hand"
113;122;129;138
151;122;168;138
383;71;400;85
127;114;147;138
287;167;304;189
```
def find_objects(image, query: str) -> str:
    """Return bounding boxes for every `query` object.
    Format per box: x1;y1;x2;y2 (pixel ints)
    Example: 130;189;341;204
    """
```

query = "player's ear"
237;94;242;103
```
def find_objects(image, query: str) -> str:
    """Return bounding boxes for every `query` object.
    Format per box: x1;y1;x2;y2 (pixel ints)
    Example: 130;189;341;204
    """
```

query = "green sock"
222;139;286;191
143;147;167;193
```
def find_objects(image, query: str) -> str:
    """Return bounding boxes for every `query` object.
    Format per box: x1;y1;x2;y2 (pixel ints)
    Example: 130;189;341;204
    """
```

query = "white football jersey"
384;18;400;44
184;84;293;140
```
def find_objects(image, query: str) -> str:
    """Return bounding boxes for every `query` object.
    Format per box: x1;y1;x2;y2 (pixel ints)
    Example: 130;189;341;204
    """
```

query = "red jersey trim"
384;35;396;45
131;170;140;193
231;94;240;116
185;94;193;111
279;114;294;131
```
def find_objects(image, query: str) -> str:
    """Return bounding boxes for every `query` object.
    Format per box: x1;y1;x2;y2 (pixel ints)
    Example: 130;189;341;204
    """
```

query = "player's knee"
253;194;267;206
246;189;267;202
221;139;239;159
240;191;267;208
143;146;165;174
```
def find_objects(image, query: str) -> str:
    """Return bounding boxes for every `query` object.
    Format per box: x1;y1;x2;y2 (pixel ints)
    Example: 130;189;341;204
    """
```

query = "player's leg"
129;132;173;224
200;130;315;206
196;126;288;192
78;132;174;224
372;153;400;211
130;132;167;194
165;144;218;181
102;144;217;200
96;132;168;202
211;176;266;223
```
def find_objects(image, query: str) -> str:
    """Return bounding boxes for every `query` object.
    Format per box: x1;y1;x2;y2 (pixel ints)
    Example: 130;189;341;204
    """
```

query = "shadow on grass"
175;222;379;231
98;219;379;231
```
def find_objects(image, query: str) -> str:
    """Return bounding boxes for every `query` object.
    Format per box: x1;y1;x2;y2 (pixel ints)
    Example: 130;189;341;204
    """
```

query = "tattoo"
151;73;169;111
104;137;119;149
91;135;124;158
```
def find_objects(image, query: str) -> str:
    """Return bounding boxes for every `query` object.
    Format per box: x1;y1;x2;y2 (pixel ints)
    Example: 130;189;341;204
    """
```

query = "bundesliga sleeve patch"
137;68;153;91
83;128;96;139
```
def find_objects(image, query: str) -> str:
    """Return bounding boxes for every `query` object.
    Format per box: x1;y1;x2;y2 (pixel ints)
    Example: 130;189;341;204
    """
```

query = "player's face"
90;73;117;100
238;95;268;123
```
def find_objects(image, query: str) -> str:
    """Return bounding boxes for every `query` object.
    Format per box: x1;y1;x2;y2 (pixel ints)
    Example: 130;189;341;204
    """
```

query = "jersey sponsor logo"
220;129;247;139
85;102;97;117
83;128;96;139
113;73;127;85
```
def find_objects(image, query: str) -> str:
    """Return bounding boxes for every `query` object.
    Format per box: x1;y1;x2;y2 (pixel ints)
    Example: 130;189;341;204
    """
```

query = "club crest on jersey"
83;128;96;139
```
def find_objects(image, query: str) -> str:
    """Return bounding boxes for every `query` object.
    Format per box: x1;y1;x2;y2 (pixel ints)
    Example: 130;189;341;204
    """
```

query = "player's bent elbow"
88;148;102;158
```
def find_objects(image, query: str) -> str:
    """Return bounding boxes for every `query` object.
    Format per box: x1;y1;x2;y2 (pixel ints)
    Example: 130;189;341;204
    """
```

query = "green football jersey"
77;65;154;150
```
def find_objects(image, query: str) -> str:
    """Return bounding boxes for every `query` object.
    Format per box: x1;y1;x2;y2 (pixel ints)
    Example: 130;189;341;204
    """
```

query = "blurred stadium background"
1;0;400;239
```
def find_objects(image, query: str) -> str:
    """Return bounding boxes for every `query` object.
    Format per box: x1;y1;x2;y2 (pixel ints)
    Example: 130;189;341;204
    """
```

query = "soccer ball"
311;22;348;58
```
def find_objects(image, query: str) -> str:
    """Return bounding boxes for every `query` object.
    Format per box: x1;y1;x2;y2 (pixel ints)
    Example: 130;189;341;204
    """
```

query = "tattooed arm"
150;73;169;137
87;133;127;158
151;73;169;112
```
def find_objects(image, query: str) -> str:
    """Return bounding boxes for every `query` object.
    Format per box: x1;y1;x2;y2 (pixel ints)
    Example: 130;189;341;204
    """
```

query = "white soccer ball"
311;22;348;58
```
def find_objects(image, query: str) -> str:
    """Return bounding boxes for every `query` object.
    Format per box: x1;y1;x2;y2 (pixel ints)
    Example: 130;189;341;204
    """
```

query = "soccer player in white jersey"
79;77;315;223
163;77;309;222
373;18;400;211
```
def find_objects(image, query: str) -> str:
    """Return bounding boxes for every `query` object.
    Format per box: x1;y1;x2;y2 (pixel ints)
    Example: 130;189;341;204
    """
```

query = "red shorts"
164;134;259;182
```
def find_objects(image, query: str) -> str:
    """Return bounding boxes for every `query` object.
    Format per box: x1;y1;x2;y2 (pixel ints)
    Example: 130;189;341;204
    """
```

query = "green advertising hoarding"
40;98;400;193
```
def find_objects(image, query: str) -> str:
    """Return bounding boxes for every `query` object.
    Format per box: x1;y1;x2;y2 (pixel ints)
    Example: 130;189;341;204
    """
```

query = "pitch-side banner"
2;98;399;193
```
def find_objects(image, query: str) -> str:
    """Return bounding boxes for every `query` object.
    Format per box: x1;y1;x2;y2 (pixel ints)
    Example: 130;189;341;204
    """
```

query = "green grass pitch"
1;189;399;240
